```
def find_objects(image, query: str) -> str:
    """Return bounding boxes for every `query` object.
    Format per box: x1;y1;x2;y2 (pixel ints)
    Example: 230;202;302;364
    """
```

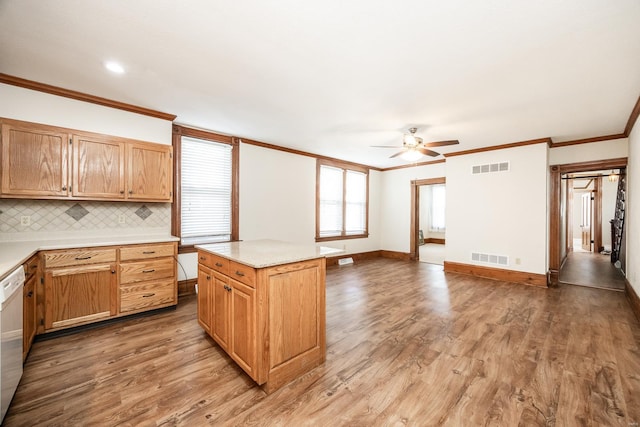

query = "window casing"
316;159;369;241
172;126;238;252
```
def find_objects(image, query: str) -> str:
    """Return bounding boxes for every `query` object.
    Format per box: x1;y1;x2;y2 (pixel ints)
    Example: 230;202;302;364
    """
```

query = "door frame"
549;158;627;285
410;177;446;261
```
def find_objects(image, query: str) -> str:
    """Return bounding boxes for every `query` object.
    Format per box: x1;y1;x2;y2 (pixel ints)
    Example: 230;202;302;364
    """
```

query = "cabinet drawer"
120;258;175;284
229;261;256;288
120;243;175;261
44;248;117;268
198;251;229;275
120;278;176;313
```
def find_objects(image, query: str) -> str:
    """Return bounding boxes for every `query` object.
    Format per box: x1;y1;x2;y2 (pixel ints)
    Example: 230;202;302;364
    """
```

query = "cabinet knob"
27;291;33;297
120;190;125;194
128;190;133;194
62;186;67;191
206;275;210;280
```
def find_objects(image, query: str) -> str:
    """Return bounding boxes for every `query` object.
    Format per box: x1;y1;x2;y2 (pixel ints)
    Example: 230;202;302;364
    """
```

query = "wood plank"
5;258;640;425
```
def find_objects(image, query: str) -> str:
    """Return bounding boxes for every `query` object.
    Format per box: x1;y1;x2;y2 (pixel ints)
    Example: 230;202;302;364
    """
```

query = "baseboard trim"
178;278;197;297
625;279;640;323
444;261;548;287
380;250;412;261
326;250;382;266
424;238;445;245
326;249;412;266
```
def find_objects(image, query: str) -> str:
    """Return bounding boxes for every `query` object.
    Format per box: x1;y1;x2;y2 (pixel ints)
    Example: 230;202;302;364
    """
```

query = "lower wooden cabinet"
197;250;325;393
22;263;37;361
40;241;177;333
44;263;117;330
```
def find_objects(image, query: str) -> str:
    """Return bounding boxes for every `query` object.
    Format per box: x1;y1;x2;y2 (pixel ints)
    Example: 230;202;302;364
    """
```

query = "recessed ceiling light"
104;61;125;74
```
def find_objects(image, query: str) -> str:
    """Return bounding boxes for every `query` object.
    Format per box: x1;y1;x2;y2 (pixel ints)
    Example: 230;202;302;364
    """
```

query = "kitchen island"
195;240;342;393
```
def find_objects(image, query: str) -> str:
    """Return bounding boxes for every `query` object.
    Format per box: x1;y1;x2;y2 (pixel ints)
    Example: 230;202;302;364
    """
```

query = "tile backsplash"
0;199;171;236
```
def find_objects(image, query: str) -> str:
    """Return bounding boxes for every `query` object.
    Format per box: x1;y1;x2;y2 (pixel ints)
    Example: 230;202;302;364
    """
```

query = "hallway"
559;251;626;291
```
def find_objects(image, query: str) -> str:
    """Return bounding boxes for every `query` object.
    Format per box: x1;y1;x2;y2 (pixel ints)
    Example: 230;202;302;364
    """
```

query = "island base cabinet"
229;279;256;379
197;266;212;335
197;250;325;393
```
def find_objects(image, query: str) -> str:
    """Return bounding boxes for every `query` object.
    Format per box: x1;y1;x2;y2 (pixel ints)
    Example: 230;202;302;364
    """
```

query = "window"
316;159;368;241
172;126;238;250
429;184;446;232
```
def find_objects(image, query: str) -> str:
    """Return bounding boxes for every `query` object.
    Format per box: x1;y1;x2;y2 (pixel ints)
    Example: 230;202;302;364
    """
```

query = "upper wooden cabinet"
1;121;69;197
0;118;172;202
127;142;172;201
72;134;126;199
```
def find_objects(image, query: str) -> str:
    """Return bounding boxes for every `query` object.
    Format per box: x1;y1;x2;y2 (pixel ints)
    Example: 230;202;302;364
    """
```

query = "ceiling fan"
372;128;459;161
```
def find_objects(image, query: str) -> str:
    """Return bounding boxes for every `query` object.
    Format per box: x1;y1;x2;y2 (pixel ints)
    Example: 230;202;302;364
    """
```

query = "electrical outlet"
20;216;31;226
515;258;521;265
118;214;126;224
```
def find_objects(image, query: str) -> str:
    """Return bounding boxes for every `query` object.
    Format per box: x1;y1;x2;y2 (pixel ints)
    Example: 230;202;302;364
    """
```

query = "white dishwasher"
0;266;24;423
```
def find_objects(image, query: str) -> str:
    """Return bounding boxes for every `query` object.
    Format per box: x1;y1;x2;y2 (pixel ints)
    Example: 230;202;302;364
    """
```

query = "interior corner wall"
626;123;639;295
446;143;548;274
379;163;446;253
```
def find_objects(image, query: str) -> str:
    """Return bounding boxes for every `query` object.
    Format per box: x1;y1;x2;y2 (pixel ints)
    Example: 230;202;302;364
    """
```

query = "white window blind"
181;136;232;245
430;184;446;231
318;164;367;238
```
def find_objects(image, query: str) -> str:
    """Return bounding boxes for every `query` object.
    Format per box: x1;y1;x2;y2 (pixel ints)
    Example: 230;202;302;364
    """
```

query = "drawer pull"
199;256;206;260
142;293;156;298
27;291;33;297
74;256;92;260
215;262;223;267
235;271;245;277
142;251;156;255
29;265;37;270
142;269;156;273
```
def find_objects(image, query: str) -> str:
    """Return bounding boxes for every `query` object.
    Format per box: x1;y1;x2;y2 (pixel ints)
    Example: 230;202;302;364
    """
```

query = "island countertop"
195;239;343;268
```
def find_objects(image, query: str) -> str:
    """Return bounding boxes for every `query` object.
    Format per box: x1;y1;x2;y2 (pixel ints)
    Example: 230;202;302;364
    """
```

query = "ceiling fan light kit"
372;127;460;161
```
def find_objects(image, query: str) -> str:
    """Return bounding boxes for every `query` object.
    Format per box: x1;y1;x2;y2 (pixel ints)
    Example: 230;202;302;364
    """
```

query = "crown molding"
0;73;176;121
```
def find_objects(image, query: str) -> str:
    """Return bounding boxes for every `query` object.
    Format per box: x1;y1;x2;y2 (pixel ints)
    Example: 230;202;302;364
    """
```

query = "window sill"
315;233;369;243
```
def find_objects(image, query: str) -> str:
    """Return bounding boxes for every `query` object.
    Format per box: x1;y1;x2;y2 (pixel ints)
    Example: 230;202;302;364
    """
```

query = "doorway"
549;159;627;290
410;177;446;265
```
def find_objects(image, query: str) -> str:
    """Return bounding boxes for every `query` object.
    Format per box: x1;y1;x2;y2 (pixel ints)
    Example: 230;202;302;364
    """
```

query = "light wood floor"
5;259;640;426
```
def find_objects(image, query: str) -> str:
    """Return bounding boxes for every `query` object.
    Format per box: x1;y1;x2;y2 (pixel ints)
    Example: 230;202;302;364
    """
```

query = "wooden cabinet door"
230;279;256;378
212;271;230;351
23;274;37;361
1;122;69;197
44;263;117;330
197;266;212;334
72;134;125;199
127;142;172;201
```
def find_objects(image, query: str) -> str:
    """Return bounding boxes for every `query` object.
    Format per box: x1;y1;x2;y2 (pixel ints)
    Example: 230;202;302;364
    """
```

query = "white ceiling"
1;0;639;168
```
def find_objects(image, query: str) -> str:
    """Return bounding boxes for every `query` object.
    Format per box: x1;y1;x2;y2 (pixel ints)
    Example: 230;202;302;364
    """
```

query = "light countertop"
0;234;179;280
196;239;344;268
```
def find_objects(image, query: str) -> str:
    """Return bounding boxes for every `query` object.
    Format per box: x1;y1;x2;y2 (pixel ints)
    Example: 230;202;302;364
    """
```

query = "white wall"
446;143;548;274
549;138;628;165
380;163;446;253
626;123;639;296
0;84;172;145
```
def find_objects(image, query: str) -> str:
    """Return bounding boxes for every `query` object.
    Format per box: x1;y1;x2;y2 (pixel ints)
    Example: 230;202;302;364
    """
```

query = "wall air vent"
471;252;509;266
472;161;509;174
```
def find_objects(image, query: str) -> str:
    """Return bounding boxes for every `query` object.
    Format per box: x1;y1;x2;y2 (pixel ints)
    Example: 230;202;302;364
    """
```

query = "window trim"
315;158;369;242
172;125;239;253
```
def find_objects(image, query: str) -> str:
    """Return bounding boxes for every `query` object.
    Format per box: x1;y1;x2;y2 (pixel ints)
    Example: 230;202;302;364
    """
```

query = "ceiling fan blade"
389;151;406;158
371;145;404;148
422;139;460;148
417;147;440;157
